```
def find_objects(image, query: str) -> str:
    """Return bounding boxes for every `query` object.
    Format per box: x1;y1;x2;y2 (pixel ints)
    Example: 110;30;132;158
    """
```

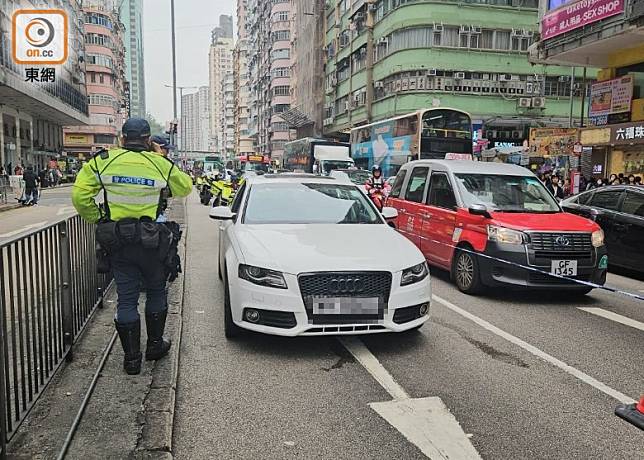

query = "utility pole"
165;84;199;160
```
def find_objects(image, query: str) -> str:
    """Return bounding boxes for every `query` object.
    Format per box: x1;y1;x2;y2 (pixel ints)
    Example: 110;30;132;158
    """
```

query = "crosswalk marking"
577;307;644;332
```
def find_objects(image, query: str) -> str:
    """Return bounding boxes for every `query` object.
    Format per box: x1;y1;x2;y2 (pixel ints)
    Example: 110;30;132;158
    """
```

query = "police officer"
72;118;193;375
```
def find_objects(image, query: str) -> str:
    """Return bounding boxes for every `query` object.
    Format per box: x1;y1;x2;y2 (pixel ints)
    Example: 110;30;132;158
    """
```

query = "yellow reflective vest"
72;148;193;224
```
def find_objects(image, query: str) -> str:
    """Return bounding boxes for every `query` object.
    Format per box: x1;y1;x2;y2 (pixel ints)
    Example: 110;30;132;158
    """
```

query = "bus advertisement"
283;138;353;175
350;108;473;177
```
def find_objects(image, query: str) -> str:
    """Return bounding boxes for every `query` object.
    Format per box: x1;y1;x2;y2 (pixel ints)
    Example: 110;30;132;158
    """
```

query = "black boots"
145;310;172;361
115;319;142;375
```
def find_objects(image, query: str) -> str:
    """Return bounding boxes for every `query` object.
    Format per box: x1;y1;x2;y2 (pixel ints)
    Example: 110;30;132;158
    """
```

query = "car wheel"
223;269;241;339
453;249;482;294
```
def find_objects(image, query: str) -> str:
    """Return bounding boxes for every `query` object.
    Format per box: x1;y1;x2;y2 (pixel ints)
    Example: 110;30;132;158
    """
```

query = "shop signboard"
541;0;625;40
64;133;92;145
580;127;611;145
529;128;578;156
589;75;633;121
611;122;644;144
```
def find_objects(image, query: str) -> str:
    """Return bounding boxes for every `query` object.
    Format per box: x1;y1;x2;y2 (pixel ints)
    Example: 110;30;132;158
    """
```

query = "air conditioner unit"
460;25;470;33
368;3;378;11
323;118;333;126
344;101;350;111
409;78;417;90
394;79;402;91
455;71;466;80
482;73;490;80
558;75;571;82
517;97;532;109
526;82;534;94
418;77;426;90
427;68;437;76
500;74;512;81
522;29;534;38
379;37;389;45
535;74;544;81
433;23;444;32
511;28;521;37
354;12;365;21
402;78;410;90
512;130;523;139
532;97;546;108
374;81;384;89
471;26;482;34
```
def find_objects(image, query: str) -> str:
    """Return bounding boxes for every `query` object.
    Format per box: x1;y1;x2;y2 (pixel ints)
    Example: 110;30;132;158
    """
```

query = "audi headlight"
401;262;429;286
238;264;287;289
591;229;604;248
487;225;527;245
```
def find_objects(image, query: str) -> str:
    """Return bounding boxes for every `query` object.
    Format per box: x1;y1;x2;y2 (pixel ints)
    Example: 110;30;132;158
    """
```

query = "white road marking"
433;295;637;405
578;307;644;332
340;337;408;400
0;221;49;238
340;337;481;460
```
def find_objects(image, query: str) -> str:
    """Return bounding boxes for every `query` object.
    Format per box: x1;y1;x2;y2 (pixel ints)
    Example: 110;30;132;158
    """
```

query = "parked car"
387;160;607;294
210;173;431;338
561;185;644;273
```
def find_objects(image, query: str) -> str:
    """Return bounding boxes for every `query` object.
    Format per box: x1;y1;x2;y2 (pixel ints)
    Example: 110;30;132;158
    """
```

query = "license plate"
551;260;578;277
312;297;380;315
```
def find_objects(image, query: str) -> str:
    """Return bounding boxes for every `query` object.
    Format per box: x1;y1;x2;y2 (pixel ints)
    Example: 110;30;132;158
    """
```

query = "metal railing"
0;215;111;457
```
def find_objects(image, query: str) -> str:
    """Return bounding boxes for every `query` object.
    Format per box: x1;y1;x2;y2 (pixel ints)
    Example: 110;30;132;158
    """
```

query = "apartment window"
85;33;113;48
87;53;114;69
273;11;289;22
84;13;113;29
277;64;295;78
273;85;290;96
88;94;118;109
271;48;290;60
90;72;96;83
273;104;290;113
272;122;289;132
99;74;105;84
272;30;290;42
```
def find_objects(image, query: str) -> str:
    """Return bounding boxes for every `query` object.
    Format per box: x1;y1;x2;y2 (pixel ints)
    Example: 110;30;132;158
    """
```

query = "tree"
146;113;166;135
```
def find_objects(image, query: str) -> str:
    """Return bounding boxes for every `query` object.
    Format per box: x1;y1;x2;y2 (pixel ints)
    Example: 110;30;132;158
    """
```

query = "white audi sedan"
210;174;431;338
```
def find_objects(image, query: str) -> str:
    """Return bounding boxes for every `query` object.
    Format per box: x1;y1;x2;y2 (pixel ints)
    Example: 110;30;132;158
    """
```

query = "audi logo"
555;236;571;246
329;277;364;294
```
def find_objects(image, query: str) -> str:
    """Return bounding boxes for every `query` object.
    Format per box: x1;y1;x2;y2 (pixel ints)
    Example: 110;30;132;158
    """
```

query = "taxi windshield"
455;173;561;213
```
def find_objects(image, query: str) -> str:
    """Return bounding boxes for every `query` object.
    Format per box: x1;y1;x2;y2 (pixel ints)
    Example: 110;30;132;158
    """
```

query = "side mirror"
381;207;398;220
209;206;236;221
588;208;601;221
469;204;491;218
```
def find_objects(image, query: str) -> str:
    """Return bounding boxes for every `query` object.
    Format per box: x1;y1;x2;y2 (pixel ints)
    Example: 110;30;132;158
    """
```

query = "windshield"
347;170;371;185
244;162;269;173
455;173;561;213
322;160;354;175
244;183;382;224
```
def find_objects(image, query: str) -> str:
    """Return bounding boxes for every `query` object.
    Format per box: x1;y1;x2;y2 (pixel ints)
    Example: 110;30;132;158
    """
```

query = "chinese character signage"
589;76;633;119
612;122;644;144
541;0;625;40
529;128;578;156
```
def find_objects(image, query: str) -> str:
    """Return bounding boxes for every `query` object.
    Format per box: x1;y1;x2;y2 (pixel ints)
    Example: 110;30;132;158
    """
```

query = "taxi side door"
393;166;430;249
421;171;459;269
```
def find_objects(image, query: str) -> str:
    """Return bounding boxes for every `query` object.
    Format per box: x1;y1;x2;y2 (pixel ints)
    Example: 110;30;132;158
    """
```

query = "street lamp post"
165;84;199;161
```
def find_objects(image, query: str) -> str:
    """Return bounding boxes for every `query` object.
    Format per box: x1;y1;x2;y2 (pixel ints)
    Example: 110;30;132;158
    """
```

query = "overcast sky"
143;0;235;123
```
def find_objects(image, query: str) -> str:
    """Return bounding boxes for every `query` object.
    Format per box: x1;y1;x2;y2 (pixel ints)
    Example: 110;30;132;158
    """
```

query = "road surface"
0;186;76;244
173;192;643;459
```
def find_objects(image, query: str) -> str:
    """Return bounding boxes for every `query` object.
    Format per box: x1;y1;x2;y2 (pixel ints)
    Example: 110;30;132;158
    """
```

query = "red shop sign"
541;0;624;40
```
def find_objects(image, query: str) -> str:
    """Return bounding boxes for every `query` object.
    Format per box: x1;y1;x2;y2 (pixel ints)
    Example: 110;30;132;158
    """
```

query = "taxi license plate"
551;260;578;277
312;297;379;315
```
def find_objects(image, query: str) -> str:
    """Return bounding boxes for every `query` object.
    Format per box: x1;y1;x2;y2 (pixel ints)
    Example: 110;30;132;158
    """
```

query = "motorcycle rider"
365;165;391;210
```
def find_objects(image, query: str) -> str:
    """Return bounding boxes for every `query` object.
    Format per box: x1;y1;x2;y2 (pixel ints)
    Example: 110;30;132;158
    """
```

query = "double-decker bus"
350;108;473;177
235;154;271;174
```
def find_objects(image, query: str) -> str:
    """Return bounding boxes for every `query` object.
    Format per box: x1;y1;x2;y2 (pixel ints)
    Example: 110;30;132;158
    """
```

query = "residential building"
534;0;644;180
209;15;234;153
119;0;146;118
64;1;127;160
222;72;236;156
245;0;294;162
234;0;255;156
0;0;89;171
181;86;210;152
322;0;585;149
288;0;326;138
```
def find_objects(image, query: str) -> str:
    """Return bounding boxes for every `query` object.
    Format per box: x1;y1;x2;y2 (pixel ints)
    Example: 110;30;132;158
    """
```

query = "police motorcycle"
199;173;214;206
365;165;391;211
211;173;243;207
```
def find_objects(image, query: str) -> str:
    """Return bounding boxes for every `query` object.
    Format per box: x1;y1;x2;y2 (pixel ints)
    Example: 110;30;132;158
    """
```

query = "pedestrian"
627;174;636;185
635;176;642;186
563;177;571;197
618;173;625;184
72;118;193;375
38;167;47;188
22;166;39;205
609;174;620;185
14;163;23;175
547;175;565;200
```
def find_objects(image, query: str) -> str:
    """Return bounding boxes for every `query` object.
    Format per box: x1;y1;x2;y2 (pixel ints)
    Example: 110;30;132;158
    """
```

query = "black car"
561;185;644;273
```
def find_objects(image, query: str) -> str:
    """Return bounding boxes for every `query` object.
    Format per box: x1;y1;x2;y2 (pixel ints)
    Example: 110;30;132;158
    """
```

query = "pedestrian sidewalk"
7;198;187;459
